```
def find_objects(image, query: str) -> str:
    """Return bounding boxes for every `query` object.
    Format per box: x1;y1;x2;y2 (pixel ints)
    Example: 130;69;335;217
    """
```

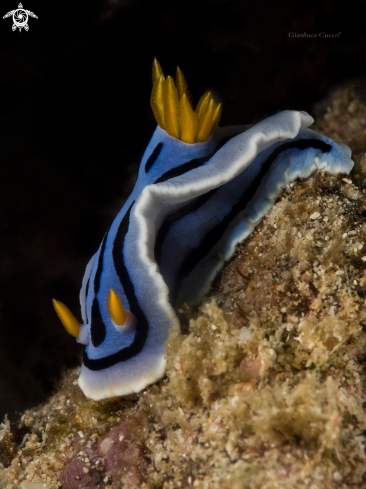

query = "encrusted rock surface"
2;87;366;488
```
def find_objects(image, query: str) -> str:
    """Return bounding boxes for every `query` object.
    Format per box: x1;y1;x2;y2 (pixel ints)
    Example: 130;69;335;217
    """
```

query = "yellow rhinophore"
107;288;127;326
52;299;80;338
150;59;222;143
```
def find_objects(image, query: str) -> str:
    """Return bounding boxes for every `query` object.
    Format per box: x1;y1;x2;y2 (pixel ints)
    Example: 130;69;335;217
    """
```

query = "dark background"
0;0;365;421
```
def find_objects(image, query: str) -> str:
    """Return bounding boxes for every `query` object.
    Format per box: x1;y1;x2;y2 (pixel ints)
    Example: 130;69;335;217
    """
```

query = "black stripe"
154;188;219;267
84;278;90;322
171;138;332;304
83;203;150;370
90;300;106;347
85;278;90;301
145;143;163;173
154;134;237;184
94;235;107;292
90;235;108;347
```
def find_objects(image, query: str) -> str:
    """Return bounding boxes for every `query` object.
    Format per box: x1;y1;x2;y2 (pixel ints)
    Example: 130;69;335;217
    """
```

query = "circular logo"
12;8;28;29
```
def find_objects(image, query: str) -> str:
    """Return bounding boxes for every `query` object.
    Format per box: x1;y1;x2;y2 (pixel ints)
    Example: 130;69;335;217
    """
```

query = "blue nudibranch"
53;60;354;400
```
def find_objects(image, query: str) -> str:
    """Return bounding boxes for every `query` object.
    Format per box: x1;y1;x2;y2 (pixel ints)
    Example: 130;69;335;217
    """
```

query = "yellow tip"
52;299;80;338
210;102;222;135
163;76;181;140
152;58;164;85
175;66;189;101
197;98;216;142
150;75;166;129
107;289;127;326
179;93;198;144
195;92;213;121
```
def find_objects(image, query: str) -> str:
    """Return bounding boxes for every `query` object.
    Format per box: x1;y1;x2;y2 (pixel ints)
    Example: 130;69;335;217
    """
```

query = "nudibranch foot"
78;335;168;400
53;60;354;400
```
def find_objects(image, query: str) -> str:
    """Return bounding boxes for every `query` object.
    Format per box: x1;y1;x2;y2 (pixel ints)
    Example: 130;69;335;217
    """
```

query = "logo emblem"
3;3;38;31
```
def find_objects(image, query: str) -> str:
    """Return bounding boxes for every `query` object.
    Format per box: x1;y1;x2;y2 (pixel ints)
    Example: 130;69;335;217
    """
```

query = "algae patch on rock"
2;87;366;488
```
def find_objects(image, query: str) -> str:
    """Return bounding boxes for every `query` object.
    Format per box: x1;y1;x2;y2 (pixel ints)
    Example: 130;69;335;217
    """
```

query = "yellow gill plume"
107;288;127;325
180;94;198;144
210;102;222;135
163;76;181;140
175;66;189;101
196;91;212;121
152;58;163;85
150;60;222;143
150;75;166;130
197;98;216;142
52;299;80;338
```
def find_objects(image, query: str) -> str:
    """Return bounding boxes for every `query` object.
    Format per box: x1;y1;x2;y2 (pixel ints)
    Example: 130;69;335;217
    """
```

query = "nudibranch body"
53;61;354;400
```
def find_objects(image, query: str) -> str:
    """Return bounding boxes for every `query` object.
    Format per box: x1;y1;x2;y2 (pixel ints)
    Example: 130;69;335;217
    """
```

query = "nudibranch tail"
107;288;127;326
150;60;222;143
52;299;80;338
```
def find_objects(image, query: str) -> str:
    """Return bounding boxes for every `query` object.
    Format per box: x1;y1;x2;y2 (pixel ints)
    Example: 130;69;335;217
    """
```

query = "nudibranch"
53;60;354;400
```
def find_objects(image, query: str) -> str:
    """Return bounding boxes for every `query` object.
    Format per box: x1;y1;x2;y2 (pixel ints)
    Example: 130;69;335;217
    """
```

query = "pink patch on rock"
99;418;146;486
59;418;147;489
59;446;105;489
